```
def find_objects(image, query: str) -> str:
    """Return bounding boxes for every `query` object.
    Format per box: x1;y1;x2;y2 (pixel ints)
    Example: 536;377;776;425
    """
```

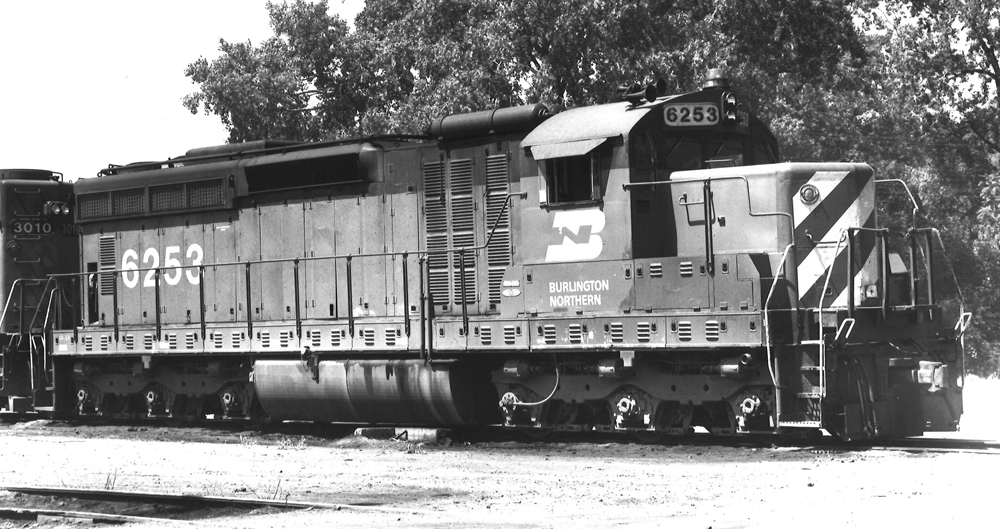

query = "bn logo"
544;209;606;262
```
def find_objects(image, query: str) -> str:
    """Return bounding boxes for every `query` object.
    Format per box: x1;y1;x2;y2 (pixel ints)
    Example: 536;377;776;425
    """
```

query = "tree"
859;1;1000;374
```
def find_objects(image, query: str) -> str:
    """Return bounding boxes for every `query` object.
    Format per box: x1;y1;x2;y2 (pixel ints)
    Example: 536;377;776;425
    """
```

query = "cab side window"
539;147;608;206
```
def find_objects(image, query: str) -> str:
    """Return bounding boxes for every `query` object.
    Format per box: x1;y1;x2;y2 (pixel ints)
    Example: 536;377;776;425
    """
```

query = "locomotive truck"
2;71;968;440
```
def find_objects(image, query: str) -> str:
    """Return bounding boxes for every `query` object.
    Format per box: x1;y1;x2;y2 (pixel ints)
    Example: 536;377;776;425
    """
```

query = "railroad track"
0;486;433;526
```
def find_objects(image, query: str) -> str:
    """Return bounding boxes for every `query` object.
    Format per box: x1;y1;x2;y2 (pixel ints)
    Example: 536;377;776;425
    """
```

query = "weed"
277;436;308;450
103;468;117;490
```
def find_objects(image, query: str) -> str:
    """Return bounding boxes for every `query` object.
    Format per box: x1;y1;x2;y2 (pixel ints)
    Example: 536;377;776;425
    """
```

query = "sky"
0;0;366;181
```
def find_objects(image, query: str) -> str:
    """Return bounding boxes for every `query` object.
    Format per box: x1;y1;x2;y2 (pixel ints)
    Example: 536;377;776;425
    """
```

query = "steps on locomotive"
777;339;827;430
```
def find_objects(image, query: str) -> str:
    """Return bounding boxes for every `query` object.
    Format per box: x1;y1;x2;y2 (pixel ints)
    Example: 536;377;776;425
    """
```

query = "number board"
663;103;719;127
11;219;74;235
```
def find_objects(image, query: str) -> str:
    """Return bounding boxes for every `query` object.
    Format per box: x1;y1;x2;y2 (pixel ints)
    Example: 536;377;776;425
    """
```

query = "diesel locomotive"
1;71;969;440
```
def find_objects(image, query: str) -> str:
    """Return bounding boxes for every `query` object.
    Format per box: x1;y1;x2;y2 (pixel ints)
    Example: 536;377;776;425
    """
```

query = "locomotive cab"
0;169;77;416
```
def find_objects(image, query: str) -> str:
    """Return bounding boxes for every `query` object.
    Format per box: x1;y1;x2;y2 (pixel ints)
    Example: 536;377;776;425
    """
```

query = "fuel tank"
254;359;487;425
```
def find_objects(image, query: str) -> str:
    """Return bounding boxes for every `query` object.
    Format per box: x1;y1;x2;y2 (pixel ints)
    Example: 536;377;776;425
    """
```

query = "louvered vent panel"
362;328;376;346
485;155;511;306
480;326;492;345
259;331;270;348
100;335;111;351
331;329;343;347
568;324;583;344
99;235;116;295
610;322;624;343
150;183;184;212
449;159;476;305
679;262;694;277
167;333;178;350
504;325;516;345
650;263;663;278
385;328;397;347
144;334;155;350
214;333;224;348
77;192;111;219
543;324;557;345
187;179;225;208
423;161;450;303
428;270;450;306
677;321;692;341
112;188;144;216
637;322;651;343
705;321;720;341
451;196;475;231
186;333;196;349
123;335;135;350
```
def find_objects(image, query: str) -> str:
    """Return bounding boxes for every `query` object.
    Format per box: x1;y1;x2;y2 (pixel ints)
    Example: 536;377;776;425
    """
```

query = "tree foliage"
182;0;1000;374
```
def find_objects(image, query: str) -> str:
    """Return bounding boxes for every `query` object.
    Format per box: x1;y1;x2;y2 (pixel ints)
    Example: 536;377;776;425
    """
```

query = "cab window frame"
537;143;611;208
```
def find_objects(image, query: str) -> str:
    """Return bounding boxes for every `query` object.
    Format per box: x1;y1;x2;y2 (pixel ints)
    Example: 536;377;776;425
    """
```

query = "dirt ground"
1;376;998;529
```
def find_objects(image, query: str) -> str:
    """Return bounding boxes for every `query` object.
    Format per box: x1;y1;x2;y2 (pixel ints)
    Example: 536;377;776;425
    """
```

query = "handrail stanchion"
113;270;120;342
880;229;889;321
73;276;79;344
459;248;469;338
346;256;355;337
245;263;253;339
18;282;25;336
925;230;935;305
293;258;302;338
418;256;426;360
402;252;410;338
199;265;207;341
154;269;162;341
847;230;855;319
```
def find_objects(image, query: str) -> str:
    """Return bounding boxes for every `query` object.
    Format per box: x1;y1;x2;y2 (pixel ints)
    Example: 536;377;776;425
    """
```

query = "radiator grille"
112;188;144;216
150;183;185;212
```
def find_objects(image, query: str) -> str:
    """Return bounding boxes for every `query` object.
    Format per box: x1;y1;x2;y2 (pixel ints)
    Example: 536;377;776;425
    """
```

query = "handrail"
50;191;527;355
875;179;919;228
0;278;47;333
625;175;796;249
763;243;796;429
